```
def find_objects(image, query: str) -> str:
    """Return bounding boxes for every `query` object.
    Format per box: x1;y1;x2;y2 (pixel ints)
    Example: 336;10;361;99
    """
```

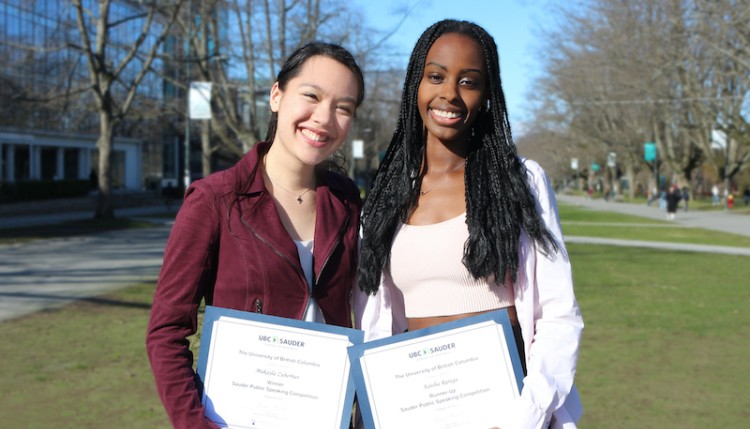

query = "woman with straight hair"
147;41;365;429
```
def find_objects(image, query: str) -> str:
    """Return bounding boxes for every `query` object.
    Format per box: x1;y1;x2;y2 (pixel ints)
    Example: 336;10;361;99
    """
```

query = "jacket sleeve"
497;160;584;429
145;183;221;429
353;270;408;341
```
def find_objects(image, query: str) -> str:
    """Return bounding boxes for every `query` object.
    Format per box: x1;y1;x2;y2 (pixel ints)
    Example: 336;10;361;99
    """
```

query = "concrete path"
0;225;171;322
0;194;748;323
556;194;750;238
556;194;750;256
0;205;176;322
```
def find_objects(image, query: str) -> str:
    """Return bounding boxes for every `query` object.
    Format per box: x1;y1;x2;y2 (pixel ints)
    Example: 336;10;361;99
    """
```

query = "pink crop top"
387;212;514;318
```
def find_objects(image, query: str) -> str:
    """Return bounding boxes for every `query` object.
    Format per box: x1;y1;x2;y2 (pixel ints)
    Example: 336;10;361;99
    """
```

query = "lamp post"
571;158;579;190
184;92;191;189
183;0;193;190
644;142;657;191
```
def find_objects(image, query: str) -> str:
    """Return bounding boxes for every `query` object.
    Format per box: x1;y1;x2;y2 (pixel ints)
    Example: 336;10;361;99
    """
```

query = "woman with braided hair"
355;20;583;428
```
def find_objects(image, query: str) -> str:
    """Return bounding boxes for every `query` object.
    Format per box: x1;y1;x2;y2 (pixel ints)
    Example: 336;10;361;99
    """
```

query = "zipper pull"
254;298;263;314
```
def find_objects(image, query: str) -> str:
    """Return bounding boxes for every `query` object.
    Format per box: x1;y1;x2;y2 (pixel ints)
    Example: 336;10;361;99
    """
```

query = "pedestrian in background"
666;185;681;220
712;184;720;206
89;168;98;192
681;186;690;212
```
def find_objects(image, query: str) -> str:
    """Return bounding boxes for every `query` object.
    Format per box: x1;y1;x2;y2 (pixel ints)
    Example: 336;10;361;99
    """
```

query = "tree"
532;0;658;196
172;0;405;182
528;0;746;197
0;2;90;134
70;0;185;219
692;0;750;195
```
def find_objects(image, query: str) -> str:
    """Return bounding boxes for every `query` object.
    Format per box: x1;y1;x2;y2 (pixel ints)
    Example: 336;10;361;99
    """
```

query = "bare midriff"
407;305;518;332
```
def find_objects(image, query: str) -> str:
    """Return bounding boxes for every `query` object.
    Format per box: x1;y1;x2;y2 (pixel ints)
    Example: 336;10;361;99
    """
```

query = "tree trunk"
626;162;636;199
96;111;116;219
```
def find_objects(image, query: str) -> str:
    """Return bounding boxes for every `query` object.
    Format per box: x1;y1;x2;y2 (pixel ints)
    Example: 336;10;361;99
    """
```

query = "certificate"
196;306;364;429
348;309;524;429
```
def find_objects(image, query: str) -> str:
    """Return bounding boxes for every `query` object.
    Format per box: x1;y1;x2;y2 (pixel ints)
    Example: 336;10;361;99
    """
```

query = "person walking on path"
681;186;690;212
712;184;721;206
666;185;681;220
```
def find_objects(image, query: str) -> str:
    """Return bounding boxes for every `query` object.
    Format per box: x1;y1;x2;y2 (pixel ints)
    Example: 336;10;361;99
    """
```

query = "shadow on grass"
0;218;161;244
0;291;153;311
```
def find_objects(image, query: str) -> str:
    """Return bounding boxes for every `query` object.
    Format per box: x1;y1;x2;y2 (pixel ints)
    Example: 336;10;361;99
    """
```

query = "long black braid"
357;19;558;295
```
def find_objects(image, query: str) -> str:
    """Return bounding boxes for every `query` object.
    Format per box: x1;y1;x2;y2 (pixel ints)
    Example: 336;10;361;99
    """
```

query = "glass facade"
0;0;176;189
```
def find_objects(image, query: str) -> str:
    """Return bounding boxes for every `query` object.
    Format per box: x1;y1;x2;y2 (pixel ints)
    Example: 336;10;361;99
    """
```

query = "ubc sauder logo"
258;334;305;347
408;342;456;358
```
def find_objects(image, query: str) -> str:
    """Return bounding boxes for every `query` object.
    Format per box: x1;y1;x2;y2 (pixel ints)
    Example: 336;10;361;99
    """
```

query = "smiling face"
269;55;360;167
417;33;487;146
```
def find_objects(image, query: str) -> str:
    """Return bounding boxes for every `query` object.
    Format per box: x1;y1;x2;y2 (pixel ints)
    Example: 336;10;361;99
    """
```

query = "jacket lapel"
312;175;350;284
235;144;301;268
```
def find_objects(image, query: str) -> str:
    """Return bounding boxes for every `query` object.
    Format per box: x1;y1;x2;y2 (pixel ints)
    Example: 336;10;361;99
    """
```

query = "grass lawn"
0;208;748;428
558;203;750;248
0;283;172;429
570;244;749;428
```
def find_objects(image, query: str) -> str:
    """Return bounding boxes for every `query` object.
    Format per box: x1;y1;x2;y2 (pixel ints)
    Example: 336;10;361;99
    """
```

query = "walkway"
0;194;748;323
0;204;176;322
556;194;749;237
556;194;750;256
0;225;171;322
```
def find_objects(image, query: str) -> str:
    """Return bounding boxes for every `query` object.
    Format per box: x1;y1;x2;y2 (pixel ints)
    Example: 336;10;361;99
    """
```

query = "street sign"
607;152;616;167
352;139;364;159
189;82;213;119
644;142;656;161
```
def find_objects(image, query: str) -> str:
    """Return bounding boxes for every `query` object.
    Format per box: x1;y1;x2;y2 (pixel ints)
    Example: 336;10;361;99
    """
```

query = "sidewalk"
0;224;172;322
1;193;748;323
556;193;750;256
0;193;178;230
555;194;750;238
0;198;179;323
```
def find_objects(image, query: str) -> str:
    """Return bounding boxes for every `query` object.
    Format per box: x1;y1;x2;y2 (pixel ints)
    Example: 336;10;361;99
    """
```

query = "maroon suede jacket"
146;142;361;429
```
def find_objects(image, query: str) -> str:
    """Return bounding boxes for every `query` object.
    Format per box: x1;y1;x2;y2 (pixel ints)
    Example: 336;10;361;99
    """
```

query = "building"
0;0;181;194
0;127;144;189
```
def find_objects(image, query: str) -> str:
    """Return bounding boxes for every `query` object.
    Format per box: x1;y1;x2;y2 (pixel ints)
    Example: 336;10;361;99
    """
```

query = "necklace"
419;161;466;195
262;161;314;204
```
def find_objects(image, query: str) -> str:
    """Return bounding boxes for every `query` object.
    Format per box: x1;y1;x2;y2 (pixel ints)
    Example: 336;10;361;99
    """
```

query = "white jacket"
354;159;583;429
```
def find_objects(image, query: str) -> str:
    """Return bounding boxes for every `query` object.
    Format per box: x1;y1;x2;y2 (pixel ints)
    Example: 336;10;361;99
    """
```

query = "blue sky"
354;0;552;129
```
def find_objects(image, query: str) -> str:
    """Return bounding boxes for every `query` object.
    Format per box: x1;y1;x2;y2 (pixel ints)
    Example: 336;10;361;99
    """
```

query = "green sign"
644;142;657;161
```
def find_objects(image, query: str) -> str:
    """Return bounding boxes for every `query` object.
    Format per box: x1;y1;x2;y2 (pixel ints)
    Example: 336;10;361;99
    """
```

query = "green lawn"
559;203;750;248
0;283;171;429
0;208;748;428
557;202;750;427
571;244;749;428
